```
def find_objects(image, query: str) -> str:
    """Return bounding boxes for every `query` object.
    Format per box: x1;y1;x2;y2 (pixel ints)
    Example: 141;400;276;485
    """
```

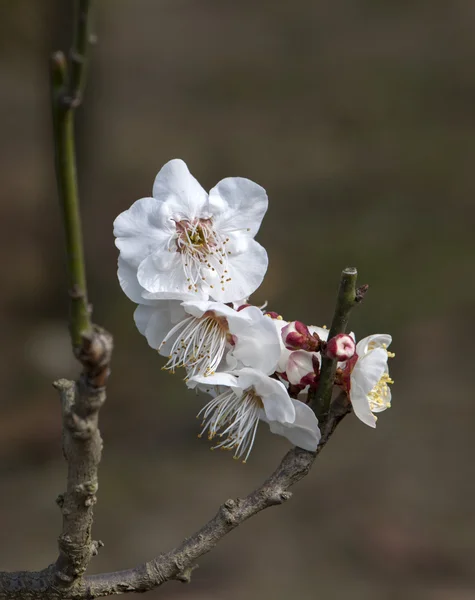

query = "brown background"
0;1;474;599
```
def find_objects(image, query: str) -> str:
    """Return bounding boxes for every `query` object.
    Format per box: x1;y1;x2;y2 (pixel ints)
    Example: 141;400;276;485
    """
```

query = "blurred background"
0;1;474;598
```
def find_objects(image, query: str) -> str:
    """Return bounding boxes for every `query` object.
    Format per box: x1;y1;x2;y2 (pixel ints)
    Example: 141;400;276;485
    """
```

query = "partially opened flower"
114;159;269;303
134;300;281;379
273;319;329;381
191;368;321;462
286;350;320;387
281;321;320;352
348;334;394;427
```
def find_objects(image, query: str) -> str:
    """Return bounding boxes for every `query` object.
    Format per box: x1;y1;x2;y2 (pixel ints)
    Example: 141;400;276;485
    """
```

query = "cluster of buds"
276;320;359;398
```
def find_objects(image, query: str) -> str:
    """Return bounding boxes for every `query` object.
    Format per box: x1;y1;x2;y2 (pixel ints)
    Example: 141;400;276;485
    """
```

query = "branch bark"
49;0;113;589
53;328;112;586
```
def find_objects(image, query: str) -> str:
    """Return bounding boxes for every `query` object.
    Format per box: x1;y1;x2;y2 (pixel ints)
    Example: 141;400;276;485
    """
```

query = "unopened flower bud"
286;351;320;387
281;321;319;352
326;333;356;361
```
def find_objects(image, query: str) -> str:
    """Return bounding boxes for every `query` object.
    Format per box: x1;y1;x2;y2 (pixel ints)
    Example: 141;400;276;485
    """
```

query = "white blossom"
134;300;281;379
114;159;269;303
349;334;394;428
191;368;321;462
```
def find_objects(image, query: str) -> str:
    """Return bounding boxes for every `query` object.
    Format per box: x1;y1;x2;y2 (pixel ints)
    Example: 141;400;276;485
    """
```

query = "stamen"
197;388;263;462
368;372;394;411
161;313;228;378
172;218;231;293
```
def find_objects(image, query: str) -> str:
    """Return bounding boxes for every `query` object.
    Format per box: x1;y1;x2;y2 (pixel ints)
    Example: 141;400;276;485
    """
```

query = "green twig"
50;1;95;350
69;0;94;106
309;267;364;425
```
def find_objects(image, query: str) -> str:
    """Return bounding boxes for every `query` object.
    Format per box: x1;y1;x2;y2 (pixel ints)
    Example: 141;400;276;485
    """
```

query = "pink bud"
286;350;320;386
282;321;319;352
326;333;356;361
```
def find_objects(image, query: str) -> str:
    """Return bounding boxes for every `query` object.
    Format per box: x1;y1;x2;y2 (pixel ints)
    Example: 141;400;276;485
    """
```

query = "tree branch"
49;0;113;589
0;265;363;598
309;267;366;423
53;328;112;587
50;0;95;350
0;393;351;599
69;0;94;107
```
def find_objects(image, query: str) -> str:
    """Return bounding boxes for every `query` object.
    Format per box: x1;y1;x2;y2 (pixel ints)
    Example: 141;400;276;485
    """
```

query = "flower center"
368;372;393;411
160;312;229;378
172;218;232;293
197;387;263;463
368;343;394;412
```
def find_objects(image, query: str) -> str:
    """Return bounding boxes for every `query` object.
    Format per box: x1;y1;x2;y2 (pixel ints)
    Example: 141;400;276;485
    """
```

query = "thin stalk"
309;267;359;422
50;0;95;350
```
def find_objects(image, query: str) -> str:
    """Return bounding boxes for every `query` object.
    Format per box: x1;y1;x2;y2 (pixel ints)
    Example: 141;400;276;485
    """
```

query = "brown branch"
0;394;350;599
47;0;113;588
0;265;363;599
53;328;112;587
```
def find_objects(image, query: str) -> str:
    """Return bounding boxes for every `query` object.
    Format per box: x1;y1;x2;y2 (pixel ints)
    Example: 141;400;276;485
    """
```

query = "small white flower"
114;159;269;303
349;334;394;428
134;300;281;379
191;368;321;462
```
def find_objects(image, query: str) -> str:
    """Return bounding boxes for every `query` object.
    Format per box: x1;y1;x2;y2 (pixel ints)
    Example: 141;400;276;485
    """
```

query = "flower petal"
181;299;235;320
227;306;281;375
209;177;268;238
349;382;377;428
117;258;162;305
351;347;388;395
114;197;172;268
309;325;329;342
356;334;392;356
266;400;321;451
134;302;185;349
152;159;209;221
236;368;295;424
137;251;208;299
209;239;268;303
188;372;239;389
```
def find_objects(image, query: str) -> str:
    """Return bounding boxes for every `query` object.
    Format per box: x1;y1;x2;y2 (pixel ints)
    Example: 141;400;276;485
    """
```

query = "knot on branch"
65;410;94;440
75;326;113;390
356;283;369;302
91;540;104;556
75;479;98;506
221;498;242;524
265;490;292;506
56;535;89;581
174;564;199;584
